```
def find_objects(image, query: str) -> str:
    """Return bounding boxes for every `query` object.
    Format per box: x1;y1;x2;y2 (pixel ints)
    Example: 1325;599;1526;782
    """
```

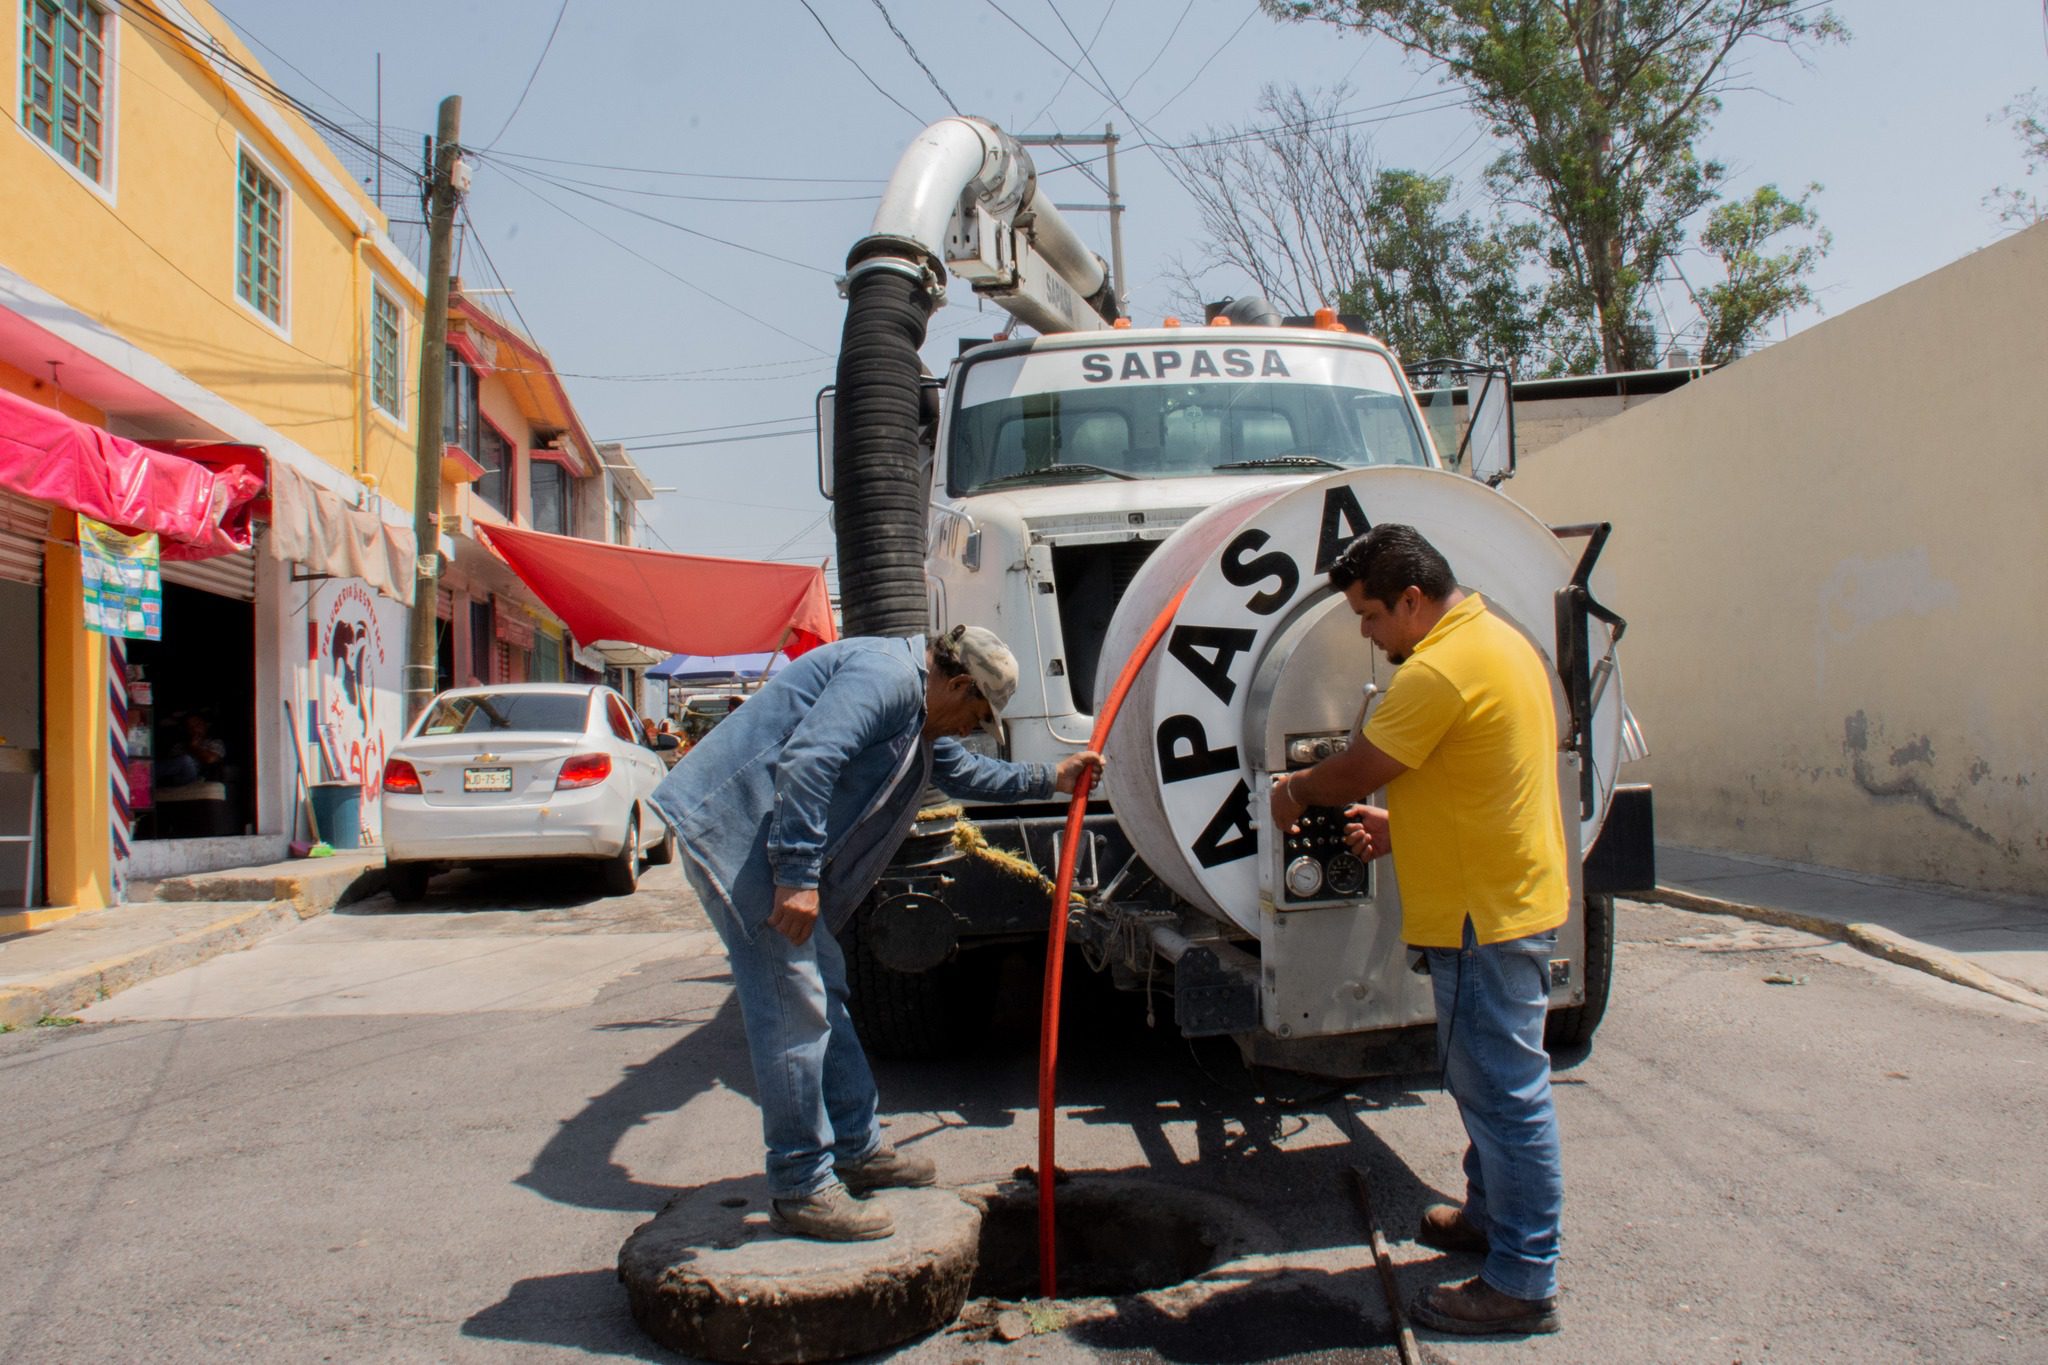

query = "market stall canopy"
647;651;792;685
267;461;416;605
476;523;836;659
0;386;262;558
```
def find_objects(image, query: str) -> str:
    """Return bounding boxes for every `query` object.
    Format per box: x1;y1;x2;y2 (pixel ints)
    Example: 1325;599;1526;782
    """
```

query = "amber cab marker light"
555;753;613;790
1111;317;1132;328
384;757;423;794
1162;316;1181;327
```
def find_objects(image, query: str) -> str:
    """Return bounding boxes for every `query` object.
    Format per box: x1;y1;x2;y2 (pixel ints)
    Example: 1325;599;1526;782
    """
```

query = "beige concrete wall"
1507;223;2048;896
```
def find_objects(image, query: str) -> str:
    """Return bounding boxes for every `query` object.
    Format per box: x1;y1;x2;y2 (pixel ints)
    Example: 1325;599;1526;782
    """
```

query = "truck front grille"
1051;539;1159;713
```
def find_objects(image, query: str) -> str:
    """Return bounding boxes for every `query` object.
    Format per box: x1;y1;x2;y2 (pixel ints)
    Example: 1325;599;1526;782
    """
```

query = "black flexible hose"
833;264;935;639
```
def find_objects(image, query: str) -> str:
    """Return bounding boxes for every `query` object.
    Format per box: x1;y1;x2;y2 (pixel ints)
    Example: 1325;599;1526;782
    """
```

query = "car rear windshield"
420;692;590;735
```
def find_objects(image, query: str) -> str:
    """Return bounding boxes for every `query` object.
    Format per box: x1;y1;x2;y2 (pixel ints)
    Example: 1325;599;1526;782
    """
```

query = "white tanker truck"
822;118;1654;1078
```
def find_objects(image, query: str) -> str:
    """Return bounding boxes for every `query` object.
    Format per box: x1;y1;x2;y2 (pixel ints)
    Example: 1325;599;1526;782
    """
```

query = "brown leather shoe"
1416;1203;1489;1254
836;1143;937;1194
1410;1275;1560;1336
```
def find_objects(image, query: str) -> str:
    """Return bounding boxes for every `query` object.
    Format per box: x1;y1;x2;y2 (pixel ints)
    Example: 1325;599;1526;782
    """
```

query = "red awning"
476;522;837;658
0;387;264;559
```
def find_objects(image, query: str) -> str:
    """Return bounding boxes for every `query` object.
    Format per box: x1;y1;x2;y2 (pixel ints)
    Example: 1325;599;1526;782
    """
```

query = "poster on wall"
79;518;163;640
306;579;408;845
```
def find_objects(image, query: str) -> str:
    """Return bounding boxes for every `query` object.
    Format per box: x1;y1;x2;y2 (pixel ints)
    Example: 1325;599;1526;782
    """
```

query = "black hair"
1328;523;1456;606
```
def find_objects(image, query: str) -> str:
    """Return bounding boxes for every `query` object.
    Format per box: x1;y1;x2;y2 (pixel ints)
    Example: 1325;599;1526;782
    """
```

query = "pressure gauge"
1325;851;1368;897
1285;855;1324;898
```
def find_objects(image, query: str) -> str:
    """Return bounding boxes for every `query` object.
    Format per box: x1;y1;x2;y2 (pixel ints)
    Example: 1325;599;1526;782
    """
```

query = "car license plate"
463;767;514;793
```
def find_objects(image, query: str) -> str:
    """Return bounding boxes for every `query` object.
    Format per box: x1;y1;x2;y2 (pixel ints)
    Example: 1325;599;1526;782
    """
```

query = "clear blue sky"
219;1;2048;581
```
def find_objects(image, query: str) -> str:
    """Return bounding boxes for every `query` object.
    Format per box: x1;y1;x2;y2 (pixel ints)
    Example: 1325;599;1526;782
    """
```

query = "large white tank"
1098;466;1630;938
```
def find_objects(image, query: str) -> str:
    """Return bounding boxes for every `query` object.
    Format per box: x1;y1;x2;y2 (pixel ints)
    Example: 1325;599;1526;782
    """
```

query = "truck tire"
838;894;965;1060
1546;893;1614;1051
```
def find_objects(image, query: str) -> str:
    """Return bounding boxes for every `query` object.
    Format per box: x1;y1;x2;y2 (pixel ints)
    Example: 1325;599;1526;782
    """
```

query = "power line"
867;0;959;114
1137;3;1262;124
480;147;884;185
1026;0;1120;127
477;155;838;277
796;0;927;125
631;428;815;453
486;160;833;356
483;0;572;148
470;166;875;205
601;414;816;443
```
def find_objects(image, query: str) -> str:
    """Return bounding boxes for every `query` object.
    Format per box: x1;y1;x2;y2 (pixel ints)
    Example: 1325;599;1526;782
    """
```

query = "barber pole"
109;636;130;900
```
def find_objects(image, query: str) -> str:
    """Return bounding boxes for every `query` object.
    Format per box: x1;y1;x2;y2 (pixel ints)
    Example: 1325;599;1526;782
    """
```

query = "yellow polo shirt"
1361;594;1569;947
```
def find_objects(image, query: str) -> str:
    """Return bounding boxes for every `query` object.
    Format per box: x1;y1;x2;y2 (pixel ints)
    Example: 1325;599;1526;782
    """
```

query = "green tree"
1265;0;1844;371
1695;184;1828;365
1986;89;2048;228
1167;85;1555;372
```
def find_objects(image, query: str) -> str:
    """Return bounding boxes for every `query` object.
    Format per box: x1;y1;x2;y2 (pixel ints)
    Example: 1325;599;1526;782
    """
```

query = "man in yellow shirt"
1270;523;1568;1337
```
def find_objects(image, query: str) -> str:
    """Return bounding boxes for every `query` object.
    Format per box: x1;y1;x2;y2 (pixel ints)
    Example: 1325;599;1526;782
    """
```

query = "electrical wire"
867;0;959;114
482;0;572;148
1136;2;1262;124
478;147;884;185
1024;0;1121;128
600;413;817;442
630;428;814;452
481;160;833;356
795;0;927;125
478;155;838;277
468;166;875;205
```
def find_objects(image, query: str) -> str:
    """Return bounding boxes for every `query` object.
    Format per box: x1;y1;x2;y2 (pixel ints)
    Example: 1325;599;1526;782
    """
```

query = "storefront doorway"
125;582;256;841
0;577;42;905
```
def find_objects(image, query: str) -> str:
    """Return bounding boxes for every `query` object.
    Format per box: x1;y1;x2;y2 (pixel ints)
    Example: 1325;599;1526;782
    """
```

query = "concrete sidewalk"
0;851;386;1029
1652;843;2048;1010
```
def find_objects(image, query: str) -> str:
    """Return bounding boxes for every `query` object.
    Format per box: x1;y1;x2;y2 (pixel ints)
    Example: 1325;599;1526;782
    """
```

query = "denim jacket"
648;635;1054;938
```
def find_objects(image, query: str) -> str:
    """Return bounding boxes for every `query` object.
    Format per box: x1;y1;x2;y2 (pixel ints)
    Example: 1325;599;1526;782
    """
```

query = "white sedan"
380;683;679;900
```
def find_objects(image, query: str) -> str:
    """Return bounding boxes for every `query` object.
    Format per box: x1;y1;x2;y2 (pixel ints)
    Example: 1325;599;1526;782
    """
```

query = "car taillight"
555;753;612;790
383;758;422;794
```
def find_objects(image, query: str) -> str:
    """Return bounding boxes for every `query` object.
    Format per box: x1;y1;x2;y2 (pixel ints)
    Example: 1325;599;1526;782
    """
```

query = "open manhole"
967;1178;1267;1301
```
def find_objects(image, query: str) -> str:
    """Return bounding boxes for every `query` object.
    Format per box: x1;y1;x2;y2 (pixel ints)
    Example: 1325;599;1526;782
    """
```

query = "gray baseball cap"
938;624;1019;738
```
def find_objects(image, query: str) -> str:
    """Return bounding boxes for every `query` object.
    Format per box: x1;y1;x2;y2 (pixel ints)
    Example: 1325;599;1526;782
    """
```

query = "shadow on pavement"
343;861;618;915
1069;1266;1404;1363
461;1268;687;1361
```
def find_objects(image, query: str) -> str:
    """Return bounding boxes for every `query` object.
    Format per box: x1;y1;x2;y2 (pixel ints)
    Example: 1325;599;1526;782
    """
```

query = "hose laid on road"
1037;581;1188;1297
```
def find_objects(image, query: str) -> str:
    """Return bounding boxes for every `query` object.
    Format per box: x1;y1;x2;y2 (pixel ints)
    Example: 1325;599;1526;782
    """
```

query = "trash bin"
308;782;363;849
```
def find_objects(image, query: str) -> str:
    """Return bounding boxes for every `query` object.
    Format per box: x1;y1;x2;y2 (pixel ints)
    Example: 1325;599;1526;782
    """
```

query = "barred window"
236;150;285;322
20;0;108;182
370;287;402;415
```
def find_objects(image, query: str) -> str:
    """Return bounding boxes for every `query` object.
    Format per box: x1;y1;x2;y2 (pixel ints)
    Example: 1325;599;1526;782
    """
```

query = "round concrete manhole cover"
618;1177;980;1363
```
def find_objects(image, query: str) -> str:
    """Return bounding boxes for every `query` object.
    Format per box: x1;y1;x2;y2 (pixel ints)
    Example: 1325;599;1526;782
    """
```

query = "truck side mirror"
1463;368;1515;486
815;385;835;499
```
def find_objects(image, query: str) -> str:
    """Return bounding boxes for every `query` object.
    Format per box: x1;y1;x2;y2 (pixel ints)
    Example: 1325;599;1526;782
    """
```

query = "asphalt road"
0;865;2041;1364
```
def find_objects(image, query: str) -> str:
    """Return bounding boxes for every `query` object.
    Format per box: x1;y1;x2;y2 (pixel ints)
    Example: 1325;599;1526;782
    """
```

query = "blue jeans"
1424;919;1563;1301
682;857;884;1199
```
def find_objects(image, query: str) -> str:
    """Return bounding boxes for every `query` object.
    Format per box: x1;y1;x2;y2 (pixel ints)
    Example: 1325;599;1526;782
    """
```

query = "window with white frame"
20;0;109;181
236;149;285;323
370;286;402;416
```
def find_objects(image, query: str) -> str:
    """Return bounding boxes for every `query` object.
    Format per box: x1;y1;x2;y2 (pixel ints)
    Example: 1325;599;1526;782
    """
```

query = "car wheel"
601;815;641;896
386;862;431;902
644;819;677;866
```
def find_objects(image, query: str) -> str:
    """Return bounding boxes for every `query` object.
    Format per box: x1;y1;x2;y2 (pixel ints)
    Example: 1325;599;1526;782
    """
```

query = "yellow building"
1;3;652;925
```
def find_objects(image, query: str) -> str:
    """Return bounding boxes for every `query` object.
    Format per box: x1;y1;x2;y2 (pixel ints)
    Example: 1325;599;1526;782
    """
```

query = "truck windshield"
947;341;1430;493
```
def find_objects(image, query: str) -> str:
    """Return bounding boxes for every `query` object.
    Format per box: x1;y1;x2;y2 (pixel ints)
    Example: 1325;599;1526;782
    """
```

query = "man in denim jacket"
650;625;1101;1241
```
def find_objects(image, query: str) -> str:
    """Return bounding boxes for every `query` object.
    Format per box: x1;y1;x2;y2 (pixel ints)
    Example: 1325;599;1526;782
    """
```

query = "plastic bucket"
308;782;363;849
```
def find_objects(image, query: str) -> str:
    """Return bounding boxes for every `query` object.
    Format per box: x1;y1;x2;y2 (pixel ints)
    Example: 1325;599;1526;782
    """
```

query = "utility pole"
1016;126;1126;312
404;95;462;726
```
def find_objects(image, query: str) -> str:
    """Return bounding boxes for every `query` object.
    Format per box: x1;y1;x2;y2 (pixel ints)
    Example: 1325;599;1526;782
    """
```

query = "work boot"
836;1143;938;1194
1416;1203;1490;1254
769;1182;895;1242
1410;1276;1560;1336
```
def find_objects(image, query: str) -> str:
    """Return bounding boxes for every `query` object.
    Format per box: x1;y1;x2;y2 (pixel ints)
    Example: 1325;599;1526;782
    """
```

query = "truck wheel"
1546;893;1614;1051
838;894;965;1060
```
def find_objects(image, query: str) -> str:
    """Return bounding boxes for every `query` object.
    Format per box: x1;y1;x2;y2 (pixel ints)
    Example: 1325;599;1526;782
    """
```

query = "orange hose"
1037;582;1189;1297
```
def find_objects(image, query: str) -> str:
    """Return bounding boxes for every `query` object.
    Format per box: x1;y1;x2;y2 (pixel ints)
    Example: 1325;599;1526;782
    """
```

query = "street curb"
0;901;299;1030
1644;887;2048;1015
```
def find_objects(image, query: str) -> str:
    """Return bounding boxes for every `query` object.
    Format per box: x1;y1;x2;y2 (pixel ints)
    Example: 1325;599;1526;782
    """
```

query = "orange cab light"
1111;318;1132;328
1210;315;1233;326
1162;316;1182;327
555;753;613;790
384;757;422;794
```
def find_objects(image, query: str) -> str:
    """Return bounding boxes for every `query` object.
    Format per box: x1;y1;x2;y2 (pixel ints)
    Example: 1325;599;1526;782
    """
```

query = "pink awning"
476;522;837;659
0;387;264;559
